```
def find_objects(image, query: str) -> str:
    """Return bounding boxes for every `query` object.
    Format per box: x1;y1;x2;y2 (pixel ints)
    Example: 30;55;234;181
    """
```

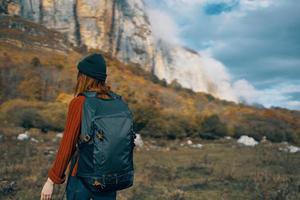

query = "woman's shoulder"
69;95;86;107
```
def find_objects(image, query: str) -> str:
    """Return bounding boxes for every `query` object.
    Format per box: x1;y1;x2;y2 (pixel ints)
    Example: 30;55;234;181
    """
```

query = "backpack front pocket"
77;142;94;173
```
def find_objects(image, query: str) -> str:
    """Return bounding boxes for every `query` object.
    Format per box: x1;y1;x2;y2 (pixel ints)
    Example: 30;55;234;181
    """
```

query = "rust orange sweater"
47;95;85;184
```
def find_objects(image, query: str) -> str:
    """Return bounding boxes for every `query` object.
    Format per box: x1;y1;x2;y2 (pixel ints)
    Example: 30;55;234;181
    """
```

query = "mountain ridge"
1;0;242;103
0;15;299;145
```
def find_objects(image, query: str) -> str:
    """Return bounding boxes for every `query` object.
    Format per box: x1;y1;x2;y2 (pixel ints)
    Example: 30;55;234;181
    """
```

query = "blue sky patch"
204;1;239;15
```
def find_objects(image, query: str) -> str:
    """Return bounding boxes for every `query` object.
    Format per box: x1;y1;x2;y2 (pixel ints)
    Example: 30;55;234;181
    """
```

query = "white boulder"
287;145;300;153
289;146;300;153
187;140;193;145
190;144;203;148
279;145;300;153
17;131;30;141
134;134;144;148
261;136;269;143
56;133;63;138
237;135;258;146
30;137;39;143
225;136;232;140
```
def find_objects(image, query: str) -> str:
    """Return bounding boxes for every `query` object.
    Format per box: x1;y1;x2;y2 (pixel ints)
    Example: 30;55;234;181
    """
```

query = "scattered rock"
225;136;232;140
187;140;193;145
237;135;258;146
184;139;202;149
44;150;55;156
190;144;203;149
56;133;63;138
30;137;39;143
134;134;144;148
261;136;269;143
17;131;29;141
279;145;300;153
164;147;171;151
287;145;300;153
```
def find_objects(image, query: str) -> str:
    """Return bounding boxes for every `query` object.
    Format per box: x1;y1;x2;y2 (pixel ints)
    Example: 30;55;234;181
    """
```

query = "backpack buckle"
80;134;91;142
93;179;105;189
96;130;104;141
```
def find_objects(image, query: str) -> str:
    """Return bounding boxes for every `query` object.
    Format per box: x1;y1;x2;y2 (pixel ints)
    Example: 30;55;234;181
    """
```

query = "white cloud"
287;100;300;108
200;54;238;101
232;79;260;104
148;0;277;12
240;0;275;10
146;9;181;44
232;79;300;110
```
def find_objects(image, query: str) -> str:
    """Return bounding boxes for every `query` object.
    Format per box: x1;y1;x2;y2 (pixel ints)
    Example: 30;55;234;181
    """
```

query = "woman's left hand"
40;178;54;200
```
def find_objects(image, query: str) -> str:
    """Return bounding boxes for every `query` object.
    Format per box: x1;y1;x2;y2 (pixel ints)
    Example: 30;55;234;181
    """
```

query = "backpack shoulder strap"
78;91;121;99
79;91;98;98
108;91;121;100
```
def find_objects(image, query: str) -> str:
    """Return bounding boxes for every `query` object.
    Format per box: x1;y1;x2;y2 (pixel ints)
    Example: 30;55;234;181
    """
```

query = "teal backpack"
75;91;136;192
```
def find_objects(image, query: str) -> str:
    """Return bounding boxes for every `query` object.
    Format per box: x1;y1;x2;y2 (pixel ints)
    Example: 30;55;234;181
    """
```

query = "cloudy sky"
145;0;300;110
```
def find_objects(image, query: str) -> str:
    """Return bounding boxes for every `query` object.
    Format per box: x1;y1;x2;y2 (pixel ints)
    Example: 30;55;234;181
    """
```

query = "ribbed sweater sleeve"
47;95;85;184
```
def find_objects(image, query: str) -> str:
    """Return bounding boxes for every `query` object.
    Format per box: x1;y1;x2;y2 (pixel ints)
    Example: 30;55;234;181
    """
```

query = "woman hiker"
40;53;135;200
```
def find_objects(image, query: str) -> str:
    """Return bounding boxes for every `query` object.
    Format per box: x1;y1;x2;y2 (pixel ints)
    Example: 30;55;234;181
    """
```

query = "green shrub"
30;57;41;67
286;129;300;145
7;107;47;129
41;102;67;131
0;99;67;131
200;114;227;138
169;79;182;91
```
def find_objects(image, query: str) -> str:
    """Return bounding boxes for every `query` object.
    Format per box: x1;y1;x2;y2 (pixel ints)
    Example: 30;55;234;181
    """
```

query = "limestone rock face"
17;0;155;71
4;0;237;101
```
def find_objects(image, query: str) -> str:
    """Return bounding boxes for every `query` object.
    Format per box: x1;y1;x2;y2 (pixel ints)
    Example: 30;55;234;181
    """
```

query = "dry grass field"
0;127;299;200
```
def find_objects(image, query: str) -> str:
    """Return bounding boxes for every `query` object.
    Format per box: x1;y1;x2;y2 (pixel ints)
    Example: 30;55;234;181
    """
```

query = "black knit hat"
77;53;107;81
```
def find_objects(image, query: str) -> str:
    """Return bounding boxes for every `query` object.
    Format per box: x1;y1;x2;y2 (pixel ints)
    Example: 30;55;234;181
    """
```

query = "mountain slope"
0;15;299;144
2;0;240;102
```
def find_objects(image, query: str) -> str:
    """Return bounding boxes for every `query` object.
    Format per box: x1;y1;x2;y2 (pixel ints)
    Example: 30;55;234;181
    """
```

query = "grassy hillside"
0;15;300;145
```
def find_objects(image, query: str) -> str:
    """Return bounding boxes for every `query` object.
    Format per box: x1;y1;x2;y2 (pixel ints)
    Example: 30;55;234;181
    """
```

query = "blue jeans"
66;176;117;200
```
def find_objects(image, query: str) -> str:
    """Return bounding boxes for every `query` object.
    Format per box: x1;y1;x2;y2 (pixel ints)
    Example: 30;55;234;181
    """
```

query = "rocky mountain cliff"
8;0;156;71
2;0;237;102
